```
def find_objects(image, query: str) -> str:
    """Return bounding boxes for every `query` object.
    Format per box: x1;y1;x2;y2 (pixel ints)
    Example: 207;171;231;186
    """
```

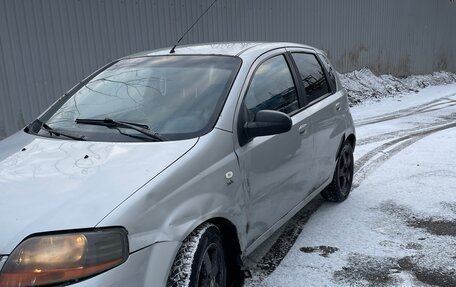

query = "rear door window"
291;53;330;103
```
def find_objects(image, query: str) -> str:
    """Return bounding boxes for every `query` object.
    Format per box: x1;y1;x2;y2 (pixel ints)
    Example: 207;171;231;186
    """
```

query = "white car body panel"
0;131;197;254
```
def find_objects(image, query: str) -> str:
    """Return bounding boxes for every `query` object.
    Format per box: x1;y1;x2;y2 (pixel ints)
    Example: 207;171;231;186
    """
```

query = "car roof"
126;42;320;58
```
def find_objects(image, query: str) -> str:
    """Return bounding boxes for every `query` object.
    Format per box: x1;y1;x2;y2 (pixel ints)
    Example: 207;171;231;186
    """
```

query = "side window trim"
242;53;301;115
237;51;298;146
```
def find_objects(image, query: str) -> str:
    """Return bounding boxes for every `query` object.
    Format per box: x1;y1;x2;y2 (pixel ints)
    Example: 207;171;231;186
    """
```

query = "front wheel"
321;141;354;202
167;223;227;287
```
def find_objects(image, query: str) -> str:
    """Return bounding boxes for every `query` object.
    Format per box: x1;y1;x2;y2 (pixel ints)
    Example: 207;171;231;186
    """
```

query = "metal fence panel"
1;0;455;138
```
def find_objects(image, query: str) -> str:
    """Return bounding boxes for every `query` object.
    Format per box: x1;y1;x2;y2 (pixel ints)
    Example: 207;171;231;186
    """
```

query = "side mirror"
244;110;292;139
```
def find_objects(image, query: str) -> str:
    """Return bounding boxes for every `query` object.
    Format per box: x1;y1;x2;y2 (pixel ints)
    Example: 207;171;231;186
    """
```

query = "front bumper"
0;241;180;287
74;241;180;287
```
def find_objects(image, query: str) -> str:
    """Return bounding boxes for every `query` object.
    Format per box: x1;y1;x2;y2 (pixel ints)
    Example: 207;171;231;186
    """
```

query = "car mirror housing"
243;110;292;139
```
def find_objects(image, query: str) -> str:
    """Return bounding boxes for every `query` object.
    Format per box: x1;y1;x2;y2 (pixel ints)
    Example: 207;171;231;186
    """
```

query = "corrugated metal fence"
1;0;455;138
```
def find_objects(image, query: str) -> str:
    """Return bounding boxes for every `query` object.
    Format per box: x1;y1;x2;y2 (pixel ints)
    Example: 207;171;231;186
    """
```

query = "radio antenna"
169;0;219;54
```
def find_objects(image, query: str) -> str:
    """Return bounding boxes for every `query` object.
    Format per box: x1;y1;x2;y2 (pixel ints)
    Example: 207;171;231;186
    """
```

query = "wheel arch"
174;217;244;286
208;217;244;285
346;133;356;151
336;133;356;161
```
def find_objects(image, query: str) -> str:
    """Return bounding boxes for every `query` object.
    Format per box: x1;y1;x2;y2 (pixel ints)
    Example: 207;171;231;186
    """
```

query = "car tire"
321;141;354;202
167;223;227;287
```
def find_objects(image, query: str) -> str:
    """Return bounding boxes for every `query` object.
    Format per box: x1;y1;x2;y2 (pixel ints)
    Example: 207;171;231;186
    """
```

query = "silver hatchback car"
0;42;355;287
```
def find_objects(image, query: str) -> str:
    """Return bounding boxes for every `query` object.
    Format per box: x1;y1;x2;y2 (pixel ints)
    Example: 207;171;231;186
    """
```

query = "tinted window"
244;55;298;115
292;53;330;103
35;56;241;142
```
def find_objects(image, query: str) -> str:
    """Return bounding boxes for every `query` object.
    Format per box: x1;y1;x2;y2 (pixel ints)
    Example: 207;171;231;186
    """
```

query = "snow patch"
339;68;456;105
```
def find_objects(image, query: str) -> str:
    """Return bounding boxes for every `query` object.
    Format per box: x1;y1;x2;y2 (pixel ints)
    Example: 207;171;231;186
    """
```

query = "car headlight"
0;228;128;287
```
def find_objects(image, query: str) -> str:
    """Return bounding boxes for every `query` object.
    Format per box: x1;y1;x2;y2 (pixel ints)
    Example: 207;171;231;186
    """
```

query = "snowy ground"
339;69;456;106
245;83;456;287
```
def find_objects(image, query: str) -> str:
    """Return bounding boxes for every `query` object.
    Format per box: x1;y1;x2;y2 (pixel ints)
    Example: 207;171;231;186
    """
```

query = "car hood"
0;132;198;254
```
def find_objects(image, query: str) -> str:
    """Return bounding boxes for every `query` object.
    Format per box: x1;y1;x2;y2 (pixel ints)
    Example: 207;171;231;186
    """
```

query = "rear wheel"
321;141;354;202
167;223;227;287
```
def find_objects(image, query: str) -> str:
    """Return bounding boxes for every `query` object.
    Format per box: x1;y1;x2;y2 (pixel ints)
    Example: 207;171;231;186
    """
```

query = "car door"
234;50;314;246
289;50;347;188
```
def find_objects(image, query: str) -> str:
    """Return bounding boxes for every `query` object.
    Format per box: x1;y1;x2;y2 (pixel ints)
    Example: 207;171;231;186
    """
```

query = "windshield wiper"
30;119;87;141
75;118;166;141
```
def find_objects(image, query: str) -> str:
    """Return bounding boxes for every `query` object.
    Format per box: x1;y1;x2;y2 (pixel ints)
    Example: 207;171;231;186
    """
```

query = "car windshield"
33;55;241;142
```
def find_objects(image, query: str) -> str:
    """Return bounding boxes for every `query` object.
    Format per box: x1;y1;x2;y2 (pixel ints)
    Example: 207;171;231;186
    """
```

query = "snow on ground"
340;69;456;106
245;79;456;286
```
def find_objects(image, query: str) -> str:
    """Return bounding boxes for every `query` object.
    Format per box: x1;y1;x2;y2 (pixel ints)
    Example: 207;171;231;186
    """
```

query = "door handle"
335;102;341;111
298;123;308;135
